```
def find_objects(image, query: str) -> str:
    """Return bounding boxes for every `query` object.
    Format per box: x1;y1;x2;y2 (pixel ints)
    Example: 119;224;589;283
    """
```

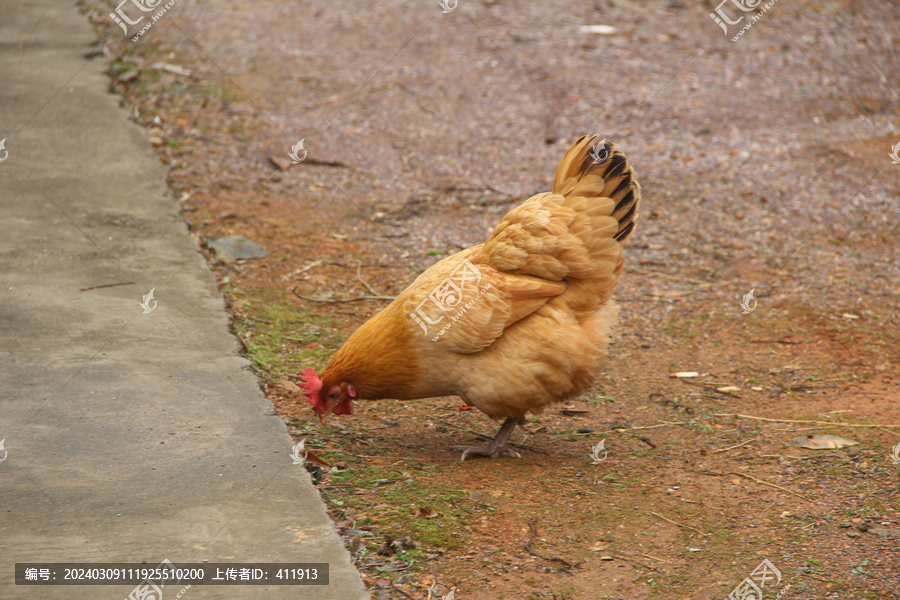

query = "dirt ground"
80;0;899;598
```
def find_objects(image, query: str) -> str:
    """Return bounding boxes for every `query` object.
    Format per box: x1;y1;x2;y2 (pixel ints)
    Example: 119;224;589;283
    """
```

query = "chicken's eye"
328;390;339;399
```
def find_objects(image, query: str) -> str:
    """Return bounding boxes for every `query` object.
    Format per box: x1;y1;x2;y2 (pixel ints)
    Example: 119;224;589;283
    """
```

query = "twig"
678;379;741;397
242;315;274;323
523;518;580;568
678;498;727;512
649;511;709;537
635;435;656;448
389;581;415;600
281;259;323;281
749;339;802;345
80;281;135;292
347;435;373;446
728;471;816;504
610;554;657;570
712;438;756;453
716;413;900;428
357;263;394;299
292;287;394;303
433;417;492;438
321;450;377;460
636;552;673;564
863;417;898;437
615;421;685;432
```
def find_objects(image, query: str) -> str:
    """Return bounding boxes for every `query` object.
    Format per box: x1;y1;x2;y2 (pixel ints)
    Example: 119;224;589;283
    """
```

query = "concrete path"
0;1;369;598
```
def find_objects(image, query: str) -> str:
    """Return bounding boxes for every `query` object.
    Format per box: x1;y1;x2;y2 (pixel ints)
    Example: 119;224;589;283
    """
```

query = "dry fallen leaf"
277;380;301;394
304;449;331;467
790;434;859;450
267;150;293;171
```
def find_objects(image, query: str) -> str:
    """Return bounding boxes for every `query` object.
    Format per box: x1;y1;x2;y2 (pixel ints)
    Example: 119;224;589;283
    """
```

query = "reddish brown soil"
80;0;899;598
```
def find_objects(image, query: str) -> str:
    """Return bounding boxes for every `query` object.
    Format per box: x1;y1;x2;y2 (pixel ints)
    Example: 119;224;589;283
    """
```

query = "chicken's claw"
452;416;522;461
453;444;521;461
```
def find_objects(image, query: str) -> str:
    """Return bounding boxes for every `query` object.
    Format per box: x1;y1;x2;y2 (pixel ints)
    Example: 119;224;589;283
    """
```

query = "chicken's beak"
318;411;329;425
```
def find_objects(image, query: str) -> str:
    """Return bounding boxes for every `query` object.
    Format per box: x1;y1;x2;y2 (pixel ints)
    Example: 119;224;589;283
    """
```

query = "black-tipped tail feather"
553;135;641;244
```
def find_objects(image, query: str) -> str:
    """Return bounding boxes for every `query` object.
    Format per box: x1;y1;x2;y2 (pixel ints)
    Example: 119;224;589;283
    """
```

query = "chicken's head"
298;368;355;424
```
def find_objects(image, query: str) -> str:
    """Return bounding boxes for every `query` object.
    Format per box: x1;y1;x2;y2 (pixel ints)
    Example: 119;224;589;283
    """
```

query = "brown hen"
300;135;641;460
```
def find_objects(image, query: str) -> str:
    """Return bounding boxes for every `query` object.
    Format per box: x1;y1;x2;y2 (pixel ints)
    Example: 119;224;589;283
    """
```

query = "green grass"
228;287;345;378
327;466;471;551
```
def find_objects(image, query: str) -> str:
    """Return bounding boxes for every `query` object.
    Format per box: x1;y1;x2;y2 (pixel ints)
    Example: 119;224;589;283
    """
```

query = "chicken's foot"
453;417;523;461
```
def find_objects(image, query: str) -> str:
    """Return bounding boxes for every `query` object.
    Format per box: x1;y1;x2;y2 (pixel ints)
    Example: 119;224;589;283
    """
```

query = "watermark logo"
439;0;458;13
710;0;780;42
125;558;191;600
740;288;757;314
290;439;308;465
409;259;493;341
0;138;8;163
709;0;759;35
726;558;786;600
110;0;182;42
589;140;610;164
0;439;7;464
890;441;900;465
889;140;900;165
289;139;307;164
140;288;157;314
109;0;161;34
589;440;608;464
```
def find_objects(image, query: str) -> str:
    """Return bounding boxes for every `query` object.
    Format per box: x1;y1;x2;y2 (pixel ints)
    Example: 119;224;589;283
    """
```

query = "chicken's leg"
453;417;522;461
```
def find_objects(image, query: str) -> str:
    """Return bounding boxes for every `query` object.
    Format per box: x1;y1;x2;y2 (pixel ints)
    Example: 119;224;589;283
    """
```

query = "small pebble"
858;522;871;532
847;531;861;538
577;426;594;434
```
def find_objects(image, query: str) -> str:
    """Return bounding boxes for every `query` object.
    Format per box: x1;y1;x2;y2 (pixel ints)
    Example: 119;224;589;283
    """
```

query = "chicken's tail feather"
548;135;641;312
552;135;640;244
481;135;641;314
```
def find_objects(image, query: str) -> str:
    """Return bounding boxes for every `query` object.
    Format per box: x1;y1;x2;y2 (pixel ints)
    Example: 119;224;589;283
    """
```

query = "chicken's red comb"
298;368;323;410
